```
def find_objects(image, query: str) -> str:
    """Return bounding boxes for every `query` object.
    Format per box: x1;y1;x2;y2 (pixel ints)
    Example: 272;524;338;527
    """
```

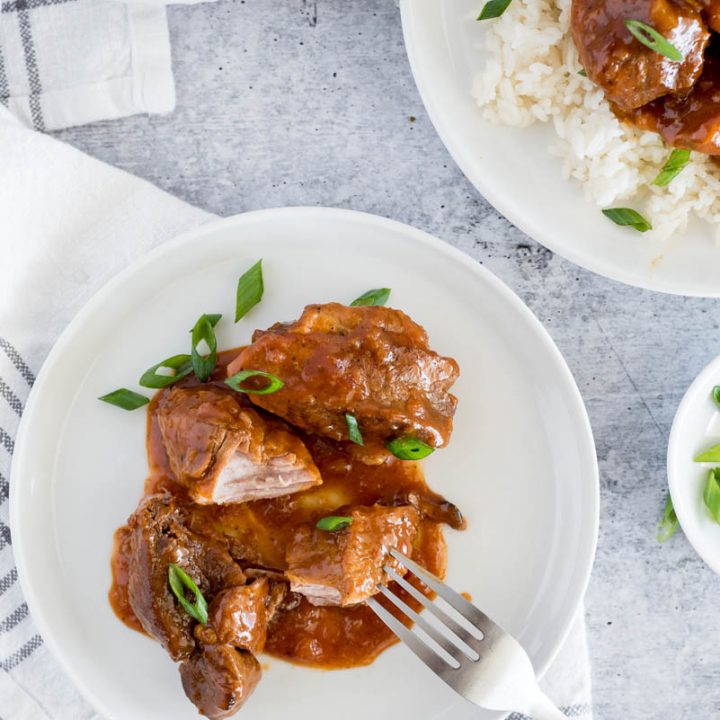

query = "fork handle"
527;691;567;720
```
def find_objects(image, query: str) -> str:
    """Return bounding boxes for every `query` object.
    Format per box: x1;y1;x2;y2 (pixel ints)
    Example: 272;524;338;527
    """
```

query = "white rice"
472;0;720;241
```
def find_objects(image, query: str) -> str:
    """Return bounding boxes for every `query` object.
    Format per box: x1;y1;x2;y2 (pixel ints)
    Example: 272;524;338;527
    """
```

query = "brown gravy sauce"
110;349;461;669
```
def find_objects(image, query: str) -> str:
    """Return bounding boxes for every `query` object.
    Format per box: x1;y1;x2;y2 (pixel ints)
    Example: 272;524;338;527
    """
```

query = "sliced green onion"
139;354;193;389
189;313;221;332
578;68;587;77
316;516;353;532
652;149;691;187
191;314;218;383
235;260;263;322
704;468;720;525
225;369;284;395
656;494;679;542
350;288;391;307
386;436;435;460
624;19;683;62
694;444;720;462
602;208;652;233
98;389;150;411
477;0;512;20
712;385;720;408
345;413;364;446
168;564;208;624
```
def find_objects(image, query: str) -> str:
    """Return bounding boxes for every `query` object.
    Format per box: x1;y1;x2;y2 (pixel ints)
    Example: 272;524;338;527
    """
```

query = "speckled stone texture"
54;1;720;717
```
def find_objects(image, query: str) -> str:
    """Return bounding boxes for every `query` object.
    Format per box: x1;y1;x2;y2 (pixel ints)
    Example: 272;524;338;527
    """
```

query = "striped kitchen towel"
0;0;211;132
0;107;593;718
0;104;212;718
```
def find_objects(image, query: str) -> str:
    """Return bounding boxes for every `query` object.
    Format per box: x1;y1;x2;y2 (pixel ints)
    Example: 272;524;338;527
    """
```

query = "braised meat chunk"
180;644;262;720
126;493;246;661
126;494;274;718
208;578;270;654
571;0;710;111
285;505;419;606
157;386;321;505
623;48;720;153
226;303;459;449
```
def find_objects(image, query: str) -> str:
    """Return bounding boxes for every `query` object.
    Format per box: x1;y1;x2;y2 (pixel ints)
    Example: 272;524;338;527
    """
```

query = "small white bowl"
668;354;720;573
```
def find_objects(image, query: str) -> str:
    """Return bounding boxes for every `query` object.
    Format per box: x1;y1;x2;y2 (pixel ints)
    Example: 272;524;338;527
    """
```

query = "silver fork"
366;549;566;720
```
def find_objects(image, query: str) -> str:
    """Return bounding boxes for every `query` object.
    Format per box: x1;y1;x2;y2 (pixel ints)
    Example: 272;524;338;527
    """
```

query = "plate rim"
399;0;720;298
10;206;599;717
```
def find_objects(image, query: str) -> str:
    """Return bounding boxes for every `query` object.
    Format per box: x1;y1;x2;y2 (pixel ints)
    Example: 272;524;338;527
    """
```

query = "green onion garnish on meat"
168;564;208;624
191;314;219;383
477;0;512;21
350;288;391;307
139;354;194;389
656;494;679;542
225;369;284;395
98;389;150;411
345;413;364;446
578;68;587;77
624;20;683;62
602;208;652;233
235;259;264;322
653;149;691;187
704;469;720;525
386;436;435;460
316;516;353;532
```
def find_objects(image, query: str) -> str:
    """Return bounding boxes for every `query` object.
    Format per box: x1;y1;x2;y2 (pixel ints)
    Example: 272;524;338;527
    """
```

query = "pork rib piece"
126;493;276;718
571;0;710;111
180;643;262;720
126;493;246;661
157;386;322;505
207;578;270;654
285;505;419;607
622;48;720;154
226;303;459;449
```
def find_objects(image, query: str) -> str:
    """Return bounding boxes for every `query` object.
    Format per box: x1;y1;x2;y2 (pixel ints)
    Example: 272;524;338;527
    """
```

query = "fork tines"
366;549;496;675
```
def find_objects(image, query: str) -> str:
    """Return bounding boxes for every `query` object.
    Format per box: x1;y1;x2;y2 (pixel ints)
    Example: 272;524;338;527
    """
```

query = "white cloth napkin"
0;0;199;131
0;107;594;719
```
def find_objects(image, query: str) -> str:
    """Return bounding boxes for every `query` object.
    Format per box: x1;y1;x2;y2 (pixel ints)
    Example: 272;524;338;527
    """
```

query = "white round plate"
400;0;720;296
668;354;720;573
11;208;598;720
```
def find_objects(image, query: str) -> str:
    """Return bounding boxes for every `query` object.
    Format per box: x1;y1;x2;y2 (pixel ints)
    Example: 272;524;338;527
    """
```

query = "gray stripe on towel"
0;378;22;416
0;521;11;550
1;634;43;670
0;603;28;634
0;568;17;596
0;46;9;105
15;0;45;130
0;339;35;386
1;0;76;12
0;428;14;455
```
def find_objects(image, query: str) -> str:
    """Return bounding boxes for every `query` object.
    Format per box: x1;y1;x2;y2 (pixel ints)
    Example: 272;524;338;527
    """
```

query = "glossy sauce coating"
110;349;460;669
571;0;710;111
618;45;720;153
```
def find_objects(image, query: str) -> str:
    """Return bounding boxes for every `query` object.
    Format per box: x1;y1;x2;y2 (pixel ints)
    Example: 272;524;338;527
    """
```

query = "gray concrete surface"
55;1;720;717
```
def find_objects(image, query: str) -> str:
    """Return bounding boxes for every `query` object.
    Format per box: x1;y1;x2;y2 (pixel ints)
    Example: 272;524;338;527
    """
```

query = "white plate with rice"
400;0;720;296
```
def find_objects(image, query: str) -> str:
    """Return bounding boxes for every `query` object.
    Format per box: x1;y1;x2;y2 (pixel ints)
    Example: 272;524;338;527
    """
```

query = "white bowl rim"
667;352;720;574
